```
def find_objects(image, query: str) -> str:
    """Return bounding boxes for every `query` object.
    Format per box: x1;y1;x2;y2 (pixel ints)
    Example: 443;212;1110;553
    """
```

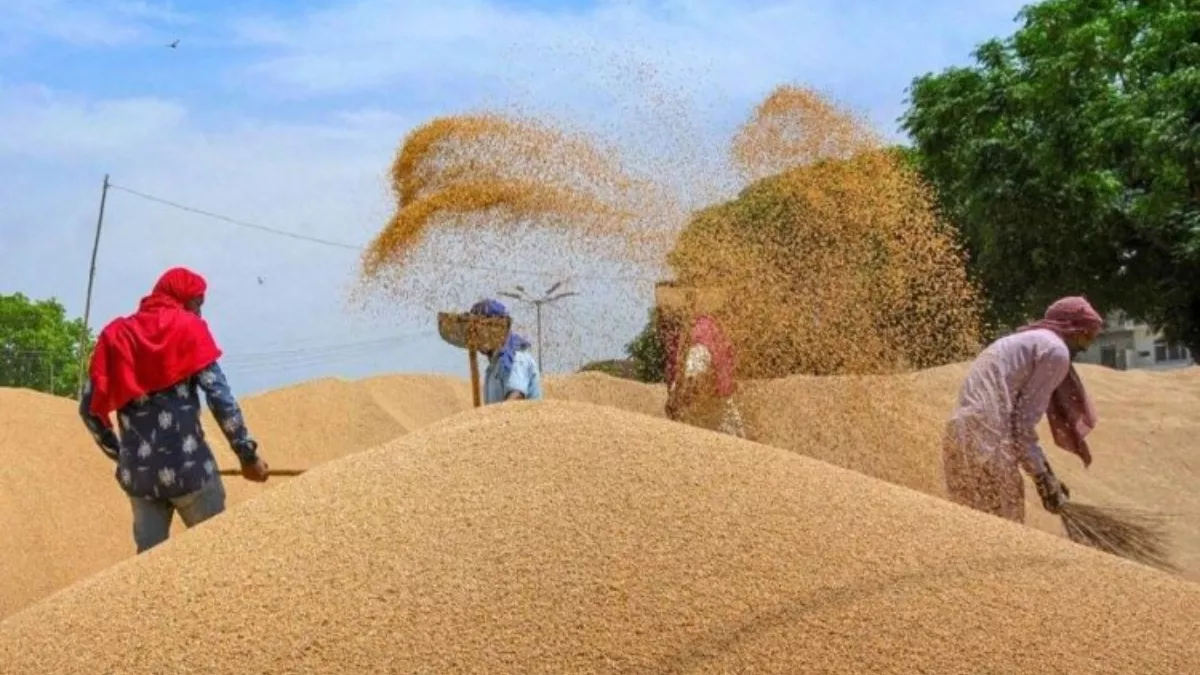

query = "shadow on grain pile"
1;400;1197;674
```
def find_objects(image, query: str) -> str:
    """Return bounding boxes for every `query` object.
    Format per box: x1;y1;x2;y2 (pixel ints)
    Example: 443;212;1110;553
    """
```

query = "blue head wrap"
469;299;531;378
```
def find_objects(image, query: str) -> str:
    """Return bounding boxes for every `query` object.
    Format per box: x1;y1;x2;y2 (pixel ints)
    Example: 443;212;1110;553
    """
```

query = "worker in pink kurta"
942;296;1104;523
658;309;748;439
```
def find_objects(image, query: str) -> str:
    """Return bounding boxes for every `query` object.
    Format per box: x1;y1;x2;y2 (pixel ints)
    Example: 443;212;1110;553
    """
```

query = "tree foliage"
0;293;93;397
901;0;1200;349
624;308;667;383
576;358;642;381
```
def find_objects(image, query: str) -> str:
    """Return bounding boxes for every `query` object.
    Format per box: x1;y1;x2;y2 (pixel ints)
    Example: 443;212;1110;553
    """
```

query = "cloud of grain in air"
667;85;983;380
357;84;983;378
357;113;674;306
683;85;985;447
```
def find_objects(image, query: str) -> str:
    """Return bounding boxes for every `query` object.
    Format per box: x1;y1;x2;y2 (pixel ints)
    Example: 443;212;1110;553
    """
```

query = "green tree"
901;0;1200;351
577;358;641;380
0;293;93;397
624;307;666;383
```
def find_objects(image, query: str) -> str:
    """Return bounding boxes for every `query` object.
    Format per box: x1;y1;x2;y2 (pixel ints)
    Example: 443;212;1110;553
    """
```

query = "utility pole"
498;280;578;373
77;174;110;397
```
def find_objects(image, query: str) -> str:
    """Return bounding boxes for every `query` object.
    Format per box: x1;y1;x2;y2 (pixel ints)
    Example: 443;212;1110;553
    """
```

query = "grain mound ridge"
212;376;408;469
359;373;475;428
1;400;1195;674
356;370;665;425
542;370;665;416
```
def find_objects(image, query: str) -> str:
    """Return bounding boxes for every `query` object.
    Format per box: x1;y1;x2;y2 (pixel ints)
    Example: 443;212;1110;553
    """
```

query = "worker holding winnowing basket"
656;283;749;439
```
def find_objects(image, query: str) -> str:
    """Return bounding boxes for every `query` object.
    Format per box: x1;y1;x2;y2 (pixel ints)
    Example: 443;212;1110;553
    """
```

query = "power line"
107;183;364;251
107;181;661;283
221;333;439;370
3;331;436;366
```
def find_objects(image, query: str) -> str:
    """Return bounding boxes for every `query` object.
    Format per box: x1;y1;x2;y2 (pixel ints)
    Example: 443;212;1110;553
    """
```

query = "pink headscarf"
1017;296;1104;467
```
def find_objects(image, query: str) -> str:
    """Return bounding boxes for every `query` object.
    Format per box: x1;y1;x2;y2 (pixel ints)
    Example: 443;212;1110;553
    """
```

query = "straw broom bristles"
1058;501;1176;573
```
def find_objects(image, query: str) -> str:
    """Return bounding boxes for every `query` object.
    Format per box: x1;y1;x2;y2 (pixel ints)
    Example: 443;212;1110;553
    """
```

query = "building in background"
1075;311;1194;371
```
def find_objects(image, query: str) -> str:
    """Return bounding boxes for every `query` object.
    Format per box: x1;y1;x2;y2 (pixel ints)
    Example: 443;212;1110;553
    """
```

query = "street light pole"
535;302;544;370
498;280;578;373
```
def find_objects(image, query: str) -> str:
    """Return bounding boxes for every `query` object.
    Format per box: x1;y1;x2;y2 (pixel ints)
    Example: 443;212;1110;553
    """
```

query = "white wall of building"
1075;312;1194;371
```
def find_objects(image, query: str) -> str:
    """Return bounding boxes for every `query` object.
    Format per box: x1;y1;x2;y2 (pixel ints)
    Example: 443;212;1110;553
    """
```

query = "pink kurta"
942;328;1072;522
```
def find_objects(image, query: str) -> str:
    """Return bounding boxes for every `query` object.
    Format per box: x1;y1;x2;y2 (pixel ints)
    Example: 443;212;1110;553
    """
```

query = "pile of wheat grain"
3;362;1197;622
737;362;1200;580
0;372;662;619
0;378;412;620
1;400;1195;674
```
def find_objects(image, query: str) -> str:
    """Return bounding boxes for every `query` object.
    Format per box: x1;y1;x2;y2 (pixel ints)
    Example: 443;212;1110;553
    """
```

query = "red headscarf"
660;313;737;398
1016;296;1104;467
87;267;222;421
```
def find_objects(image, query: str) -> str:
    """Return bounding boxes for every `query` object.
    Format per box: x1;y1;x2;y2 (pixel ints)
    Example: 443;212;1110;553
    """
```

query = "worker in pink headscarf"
942;296;1104;523
658;302;748;439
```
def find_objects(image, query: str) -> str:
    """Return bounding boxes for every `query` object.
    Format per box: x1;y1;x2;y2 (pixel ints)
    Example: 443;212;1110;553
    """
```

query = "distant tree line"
0;293;93;397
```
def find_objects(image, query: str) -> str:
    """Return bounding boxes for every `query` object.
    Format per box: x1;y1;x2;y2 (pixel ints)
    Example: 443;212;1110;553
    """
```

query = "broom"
1058;502;1176;572
1048;466;1176;572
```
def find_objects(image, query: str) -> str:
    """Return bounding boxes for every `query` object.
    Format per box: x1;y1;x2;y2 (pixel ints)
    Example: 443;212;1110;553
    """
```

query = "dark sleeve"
194;361;259;465
78;378;120;462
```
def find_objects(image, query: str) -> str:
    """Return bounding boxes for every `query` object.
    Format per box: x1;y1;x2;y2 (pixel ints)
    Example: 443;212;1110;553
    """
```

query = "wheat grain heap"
0;373;665;620
1;401;1196;674
0;375;466;619
3;361;1198;622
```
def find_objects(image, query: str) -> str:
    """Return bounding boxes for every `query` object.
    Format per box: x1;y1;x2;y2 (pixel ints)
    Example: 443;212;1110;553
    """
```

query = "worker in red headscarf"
942;296;1104;523
657;291;748;439
78;267;270;553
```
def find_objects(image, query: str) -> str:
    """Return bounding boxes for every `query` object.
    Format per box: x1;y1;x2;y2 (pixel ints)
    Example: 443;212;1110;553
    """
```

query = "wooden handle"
217;468;305;477
468;348;482;408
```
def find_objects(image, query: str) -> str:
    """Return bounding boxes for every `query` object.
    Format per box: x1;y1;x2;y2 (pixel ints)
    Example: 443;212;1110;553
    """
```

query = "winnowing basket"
654;282;728;315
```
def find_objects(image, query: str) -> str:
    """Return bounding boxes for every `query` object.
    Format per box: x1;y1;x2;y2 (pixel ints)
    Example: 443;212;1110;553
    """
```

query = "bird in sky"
168;39;179;49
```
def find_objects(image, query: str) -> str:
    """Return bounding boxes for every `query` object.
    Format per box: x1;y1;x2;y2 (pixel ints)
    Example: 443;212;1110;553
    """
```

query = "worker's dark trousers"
129;475;227;553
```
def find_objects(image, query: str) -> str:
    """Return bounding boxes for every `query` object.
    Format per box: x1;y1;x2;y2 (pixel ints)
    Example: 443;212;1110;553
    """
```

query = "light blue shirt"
483;348;543;404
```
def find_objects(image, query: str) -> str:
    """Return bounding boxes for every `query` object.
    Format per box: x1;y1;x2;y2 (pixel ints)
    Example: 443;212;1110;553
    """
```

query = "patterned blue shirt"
78;361;259;501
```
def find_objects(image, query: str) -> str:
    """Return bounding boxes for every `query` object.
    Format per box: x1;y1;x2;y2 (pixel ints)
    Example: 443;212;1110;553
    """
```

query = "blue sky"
0;0;1032;395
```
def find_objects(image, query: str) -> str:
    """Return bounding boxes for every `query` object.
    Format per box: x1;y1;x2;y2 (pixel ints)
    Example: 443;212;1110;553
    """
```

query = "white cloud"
0;0;191;52
227;0;1026;135
0;0;1030;393
0;85;187;157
